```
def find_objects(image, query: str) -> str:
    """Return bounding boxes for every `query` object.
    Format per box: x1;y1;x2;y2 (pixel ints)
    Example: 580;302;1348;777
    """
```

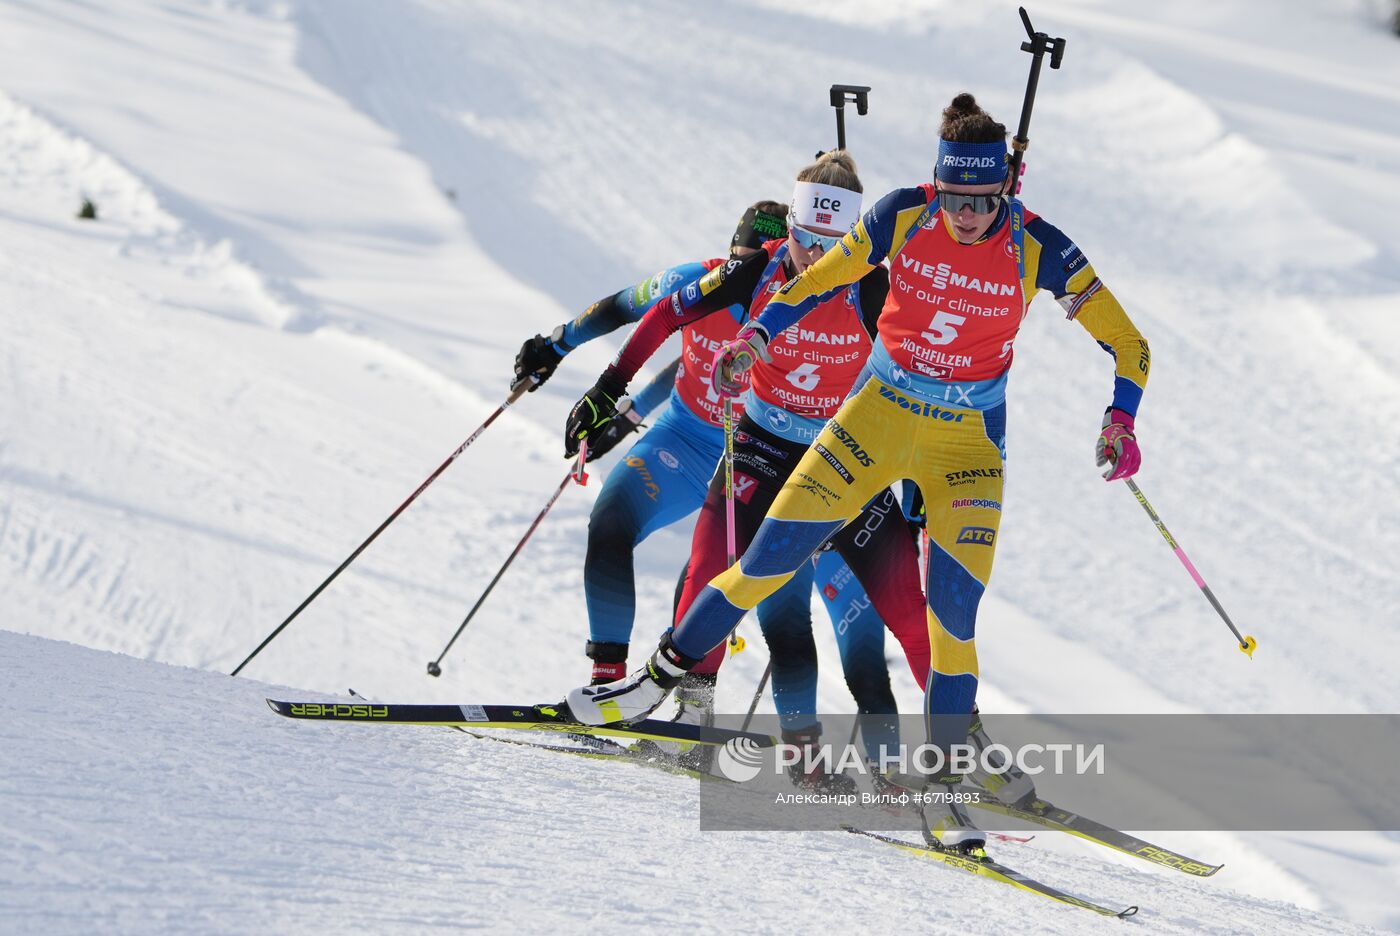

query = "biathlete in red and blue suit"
563;155;933;775
522;202;912;770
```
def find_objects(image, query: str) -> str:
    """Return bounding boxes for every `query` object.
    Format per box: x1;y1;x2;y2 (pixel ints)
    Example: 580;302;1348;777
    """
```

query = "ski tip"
265;698;287;715
1117;906;1140;919
1205;863;1225;877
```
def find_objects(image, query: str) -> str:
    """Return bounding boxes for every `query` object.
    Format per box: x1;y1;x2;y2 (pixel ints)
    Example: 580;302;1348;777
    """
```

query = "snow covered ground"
1;0;1397;931
3;629;1387;935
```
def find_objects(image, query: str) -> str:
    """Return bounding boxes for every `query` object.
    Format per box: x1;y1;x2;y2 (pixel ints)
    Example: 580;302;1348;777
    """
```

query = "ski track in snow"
0;0;1398;930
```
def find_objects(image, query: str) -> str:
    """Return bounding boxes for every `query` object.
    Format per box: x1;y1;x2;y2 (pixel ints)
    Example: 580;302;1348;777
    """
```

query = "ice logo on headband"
791;181;861;233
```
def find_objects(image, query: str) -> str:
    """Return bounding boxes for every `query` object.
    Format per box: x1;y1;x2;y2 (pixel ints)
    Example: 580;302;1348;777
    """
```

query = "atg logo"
715;737;765;782
957;526;997;546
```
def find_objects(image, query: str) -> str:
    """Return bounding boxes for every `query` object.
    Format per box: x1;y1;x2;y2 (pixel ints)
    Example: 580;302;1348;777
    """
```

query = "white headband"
790;181;862;234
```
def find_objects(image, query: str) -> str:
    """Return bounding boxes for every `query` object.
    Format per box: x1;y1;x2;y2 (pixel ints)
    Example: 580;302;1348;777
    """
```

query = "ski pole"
725;394;769;720
741;663;771;732
723;398;738;568
427;443;589;677
230;376;538;677
1124;478;1257;658
723;398;747;656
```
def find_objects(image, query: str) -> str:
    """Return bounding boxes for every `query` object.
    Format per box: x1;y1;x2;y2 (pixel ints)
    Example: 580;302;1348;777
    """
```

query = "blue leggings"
808;549;900;760
585;405;903;758
584;405;716;646
586;406;820;655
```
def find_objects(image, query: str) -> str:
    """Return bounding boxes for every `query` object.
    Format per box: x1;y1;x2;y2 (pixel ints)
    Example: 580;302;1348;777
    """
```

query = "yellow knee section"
928;613;980;678
712;563;795;611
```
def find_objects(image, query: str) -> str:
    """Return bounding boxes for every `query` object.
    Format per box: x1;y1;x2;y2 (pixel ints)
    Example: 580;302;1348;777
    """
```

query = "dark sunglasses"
937;190;1004;215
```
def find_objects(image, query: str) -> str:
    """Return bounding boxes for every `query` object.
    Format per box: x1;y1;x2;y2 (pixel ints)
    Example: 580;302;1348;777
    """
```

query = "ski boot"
782;725;858;795
922;775;987;854
585;640;628;686
867;768;920;816
632;672;716;773
562;641;632;750
565;633;698;725
965;709;1038;809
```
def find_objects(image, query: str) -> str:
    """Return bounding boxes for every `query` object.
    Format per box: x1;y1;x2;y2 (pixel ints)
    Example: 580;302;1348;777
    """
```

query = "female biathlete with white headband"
564;152;933;778
565;94;1151;851
520;199;912;782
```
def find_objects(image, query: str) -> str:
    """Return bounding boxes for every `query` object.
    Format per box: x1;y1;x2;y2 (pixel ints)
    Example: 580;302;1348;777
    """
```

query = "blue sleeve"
557;263;711;351
629;358;680;419
1024;216;1087;299
860;186;927;267
1025;215;1150;417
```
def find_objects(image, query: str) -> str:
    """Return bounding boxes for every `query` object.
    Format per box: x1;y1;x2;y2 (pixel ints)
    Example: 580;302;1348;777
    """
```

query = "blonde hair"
795;149;862;193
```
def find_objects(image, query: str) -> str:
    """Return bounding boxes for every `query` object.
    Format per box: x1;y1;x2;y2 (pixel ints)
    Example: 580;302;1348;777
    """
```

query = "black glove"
565;370;627;458
585;399;645;463
514;333;565;390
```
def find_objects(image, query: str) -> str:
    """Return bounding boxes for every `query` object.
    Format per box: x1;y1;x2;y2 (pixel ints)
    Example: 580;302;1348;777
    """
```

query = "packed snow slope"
2;629;1386;936
0;0;1397;931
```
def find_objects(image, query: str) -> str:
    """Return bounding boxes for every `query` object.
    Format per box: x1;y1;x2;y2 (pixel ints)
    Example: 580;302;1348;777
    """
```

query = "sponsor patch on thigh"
794;472;843;507
956;526;996;547
813;443;855;484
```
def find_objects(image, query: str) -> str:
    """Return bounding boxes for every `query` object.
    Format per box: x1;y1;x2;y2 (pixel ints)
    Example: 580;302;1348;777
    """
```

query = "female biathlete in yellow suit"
565;93;1150;849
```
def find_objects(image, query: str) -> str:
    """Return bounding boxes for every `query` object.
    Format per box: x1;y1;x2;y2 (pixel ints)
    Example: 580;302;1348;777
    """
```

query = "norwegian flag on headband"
815;211;832;225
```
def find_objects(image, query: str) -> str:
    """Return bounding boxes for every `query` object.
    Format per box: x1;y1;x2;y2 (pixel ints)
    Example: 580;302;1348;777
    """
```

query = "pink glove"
710;324;771;399
1096;408;1141;481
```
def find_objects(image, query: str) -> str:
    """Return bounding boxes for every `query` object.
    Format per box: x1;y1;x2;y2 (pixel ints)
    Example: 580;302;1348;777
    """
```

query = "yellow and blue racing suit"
669;184;1150;741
